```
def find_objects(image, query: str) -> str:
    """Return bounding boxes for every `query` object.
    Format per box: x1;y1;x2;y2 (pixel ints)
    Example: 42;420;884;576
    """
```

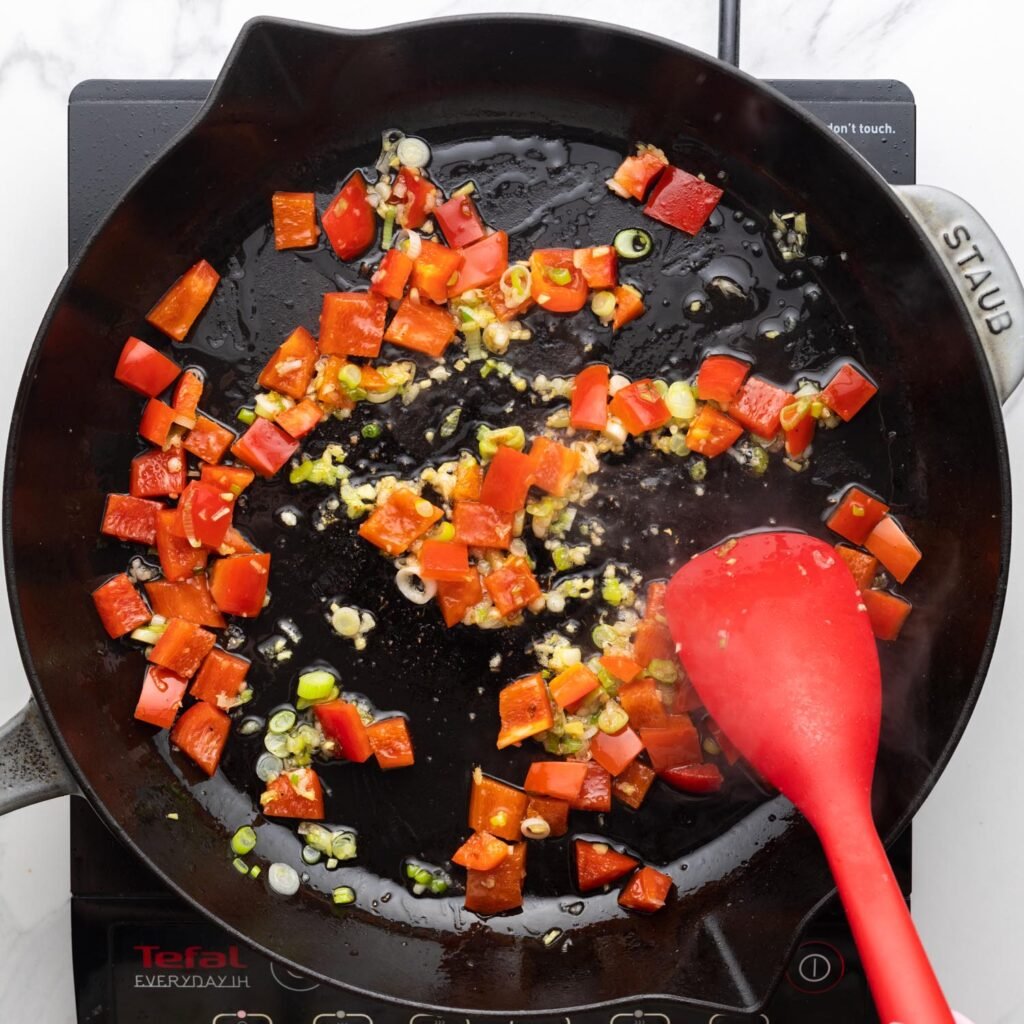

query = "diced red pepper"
573;246;618;289
275;399;323;439
452;501;514;549
862;588;913;641
523;761;589;801
609;379;670;434
319;293;388;358
419;540;471;582
782;403;816;458
570;763;612;812
530;249;589;312
314;700;373;762
139;398;177;447
101;494;161;545
484;556;542;617
612;285;645;331
200;464;254;496
618;677;669;729
146;260;220;342
209;553;271;618
640;716;702;772
660;763;724;794
482;280;533;321
865;516;921;583
453;457;483;502
271;191;319;250
171;369;203;429
696;354;750;404
358;488;442;556
497;673;553;749
92;573;150;638
524;795;570;837
827;487;890;545
156;509;208;581
528;437;581;497
257;325;319;398
135;666;188;729
822;362;878;422
217;527;255;556
478;446;535;513
612;758;657;809
618;866;673;912
590;726;644;776
366;717;415;770
145;575;225;629
607;144;668;201
369;249;414;301
645;580;667;619
259;767;325;819
322;171;375;261
835;544;879;590
130;448;187;499
570;364;610;430
549;664;599;709
115;336;180;397
436;571;483;627
633;620;675;668
599;654;643;684
575;839;637;891
312;355;353;413
175;482;234;550
452;830;510;871
183;416;235;465
190;647;249;708
230;418;299;478
411;240;464;304
644;166;723;235
390;166;438;230
435;193;487;249
465;841;526;915
469;771;529;841
449;231;508;296
383;297;456;357
729;376;790;438
170;700;231;775
685;405;743;458
148;618;216;678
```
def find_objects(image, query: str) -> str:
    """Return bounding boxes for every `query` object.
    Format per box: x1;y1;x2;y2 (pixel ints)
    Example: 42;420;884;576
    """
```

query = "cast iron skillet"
1;12;1022;1017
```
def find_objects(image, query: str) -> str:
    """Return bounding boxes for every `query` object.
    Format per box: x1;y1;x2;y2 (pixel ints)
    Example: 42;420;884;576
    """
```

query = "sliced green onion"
262;732;289;758
477;424;526;459
435;521;456;542
289;460;313;484
256;751;283;781
236;407;256;425
414;867;433;886
231;826;257;856
597;666;619;693
297;670;335;702
438;408;462;438
614;228;653;260
552;546;573;572
405;863;419;879
669;433;690;456
333;886;356;905
249;865;262;880
597;701;629;735
338;364;363;389
591;624;616;649
381;206;398;250
268;709;297;734
429;877;448;895
666;380;696;421
331;832;358;861
268;862;300;896
648;659;678;683
232;857;250;875
296;686;339;711
601;576;624;607
301;844;322;865
689;459;708;482
546;265;572;286
590;290;616;322
361;422;382;440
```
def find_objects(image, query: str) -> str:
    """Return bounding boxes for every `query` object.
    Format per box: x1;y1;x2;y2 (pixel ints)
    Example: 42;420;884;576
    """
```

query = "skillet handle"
0;700;79;814
895;184;1024;406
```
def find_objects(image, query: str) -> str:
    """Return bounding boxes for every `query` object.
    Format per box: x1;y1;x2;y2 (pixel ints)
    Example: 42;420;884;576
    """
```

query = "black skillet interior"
4;15;1008;1016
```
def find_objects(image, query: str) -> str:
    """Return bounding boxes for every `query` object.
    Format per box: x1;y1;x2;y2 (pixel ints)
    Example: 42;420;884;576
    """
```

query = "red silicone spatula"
665;530;953;1024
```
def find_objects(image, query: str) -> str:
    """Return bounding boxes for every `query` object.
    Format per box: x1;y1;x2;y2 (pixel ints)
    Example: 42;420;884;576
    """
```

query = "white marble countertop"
2;1;1023;1021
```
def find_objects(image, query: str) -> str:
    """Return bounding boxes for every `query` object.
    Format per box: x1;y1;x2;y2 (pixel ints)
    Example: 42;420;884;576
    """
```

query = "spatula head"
665;531;881;820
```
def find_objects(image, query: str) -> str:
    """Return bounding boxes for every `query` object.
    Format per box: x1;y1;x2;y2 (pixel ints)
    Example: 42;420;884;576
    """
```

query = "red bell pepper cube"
314;355;355;413
618;677;669;729
464;841;526;915
92;573;151;638
452;830;509;872
783;404;816;457
366;717;415;770
370;249;415;301
468;771;529;841
865;515;921;583
448;231;508;296
217;527;255;557
146;259;220;341
275;399;324;439
835;544;879;590
822;362;878;422
573;245;618;289
135;666;188;729
209;553;271;618
528;437;581;497
862;588;913;641
612;284;645;331
453;457;483;502
612;758;657;809
115;336;180;396
259;767;325;819
436;571;483;628
599;654;643;684
826;486;890;545
496;673;554;749
478;446;535;513
418;540;471;582
696;354;750;403
482;280;534;322
314;700;373;762
170;700;231;775
257;325;319;399
148;618;216;678
101;494;161;545
190;647;249;708
484;556;542;617
172;369;203;428
411;240;464;304
435;193;487;248
660;763;724;794
571;364;610;430
549;664;600;709
271;191;319;250
200;464;255;496
633;619;675;667
590;726;644;776
154;509;207;580
645;580;667;619
183;416;235;465
525;794;570;837
644;166;723;235
390;166;438;229
685;405;743;458
452;501;514;548
139;398;177;447
729;376;791;438
619;866;673;912
319;293;388;358
358;488;443;556
230;418;299;478
529;249;589;312
175;482;234;550
607;143;668;201
640;716;702;772
574;839;637;891
523;761;589;801
145;575;226;630
322;171;375;260
130;448;187;499
570;763;612;812
384;297;457;357
609;379;671;435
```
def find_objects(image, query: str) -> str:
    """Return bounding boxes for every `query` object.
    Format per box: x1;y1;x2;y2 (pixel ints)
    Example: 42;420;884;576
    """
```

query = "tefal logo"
134;945;247;970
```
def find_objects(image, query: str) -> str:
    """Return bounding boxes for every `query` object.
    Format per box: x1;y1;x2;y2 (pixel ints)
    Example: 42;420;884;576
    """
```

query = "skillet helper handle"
0;700;79;814
896;184;1024;405
718;0;741;66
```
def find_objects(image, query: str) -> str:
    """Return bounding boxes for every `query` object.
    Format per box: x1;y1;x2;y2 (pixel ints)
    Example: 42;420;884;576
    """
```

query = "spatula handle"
819;810;954;1024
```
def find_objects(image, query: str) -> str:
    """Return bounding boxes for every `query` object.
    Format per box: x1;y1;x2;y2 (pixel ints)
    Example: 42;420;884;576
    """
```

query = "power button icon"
786;941;845;995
